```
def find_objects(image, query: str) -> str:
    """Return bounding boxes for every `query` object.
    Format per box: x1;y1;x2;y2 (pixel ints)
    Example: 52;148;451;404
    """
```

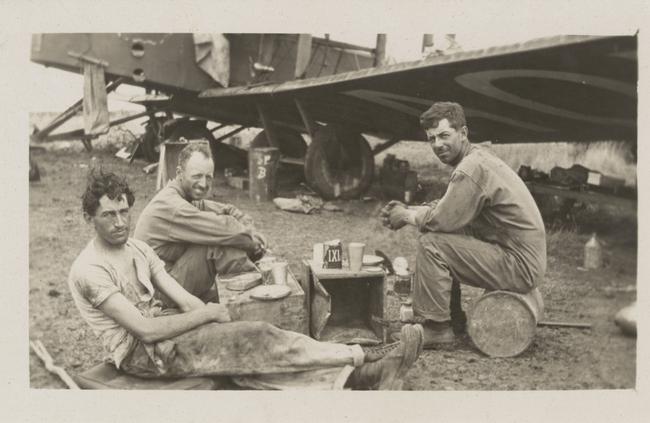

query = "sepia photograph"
3;0;648;422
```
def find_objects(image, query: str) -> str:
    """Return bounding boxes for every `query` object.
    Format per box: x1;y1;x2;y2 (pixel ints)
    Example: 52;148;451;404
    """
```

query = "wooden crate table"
301;260;386;345
219;270;308;335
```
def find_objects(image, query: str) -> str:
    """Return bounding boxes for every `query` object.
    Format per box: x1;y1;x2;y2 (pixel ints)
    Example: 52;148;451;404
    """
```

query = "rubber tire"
250;128;307;158
304;125;374;200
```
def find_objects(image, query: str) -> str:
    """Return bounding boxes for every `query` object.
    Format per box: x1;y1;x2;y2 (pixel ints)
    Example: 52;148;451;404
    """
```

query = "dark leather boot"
348;324;423;390
421;320;455;347
362;342;400;362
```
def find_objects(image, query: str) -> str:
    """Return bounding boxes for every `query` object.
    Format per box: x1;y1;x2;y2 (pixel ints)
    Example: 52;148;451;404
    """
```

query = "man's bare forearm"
138;307;215;343
404;206;430;226
100;295;231;345
152;271;205;313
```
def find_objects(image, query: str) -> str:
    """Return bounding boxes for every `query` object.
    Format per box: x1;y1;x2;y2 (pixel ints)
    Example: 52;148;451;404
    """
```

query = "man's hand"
387;205;411;230
203;303;232;323
380;200;406;217
379;200;409;230
252;232;268;250
245;235;266;262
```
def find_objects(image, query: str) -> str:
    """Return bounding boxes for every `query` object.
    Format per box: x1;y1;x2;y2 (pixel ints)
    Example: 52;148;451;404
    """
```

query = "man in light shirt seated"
134;142;266;305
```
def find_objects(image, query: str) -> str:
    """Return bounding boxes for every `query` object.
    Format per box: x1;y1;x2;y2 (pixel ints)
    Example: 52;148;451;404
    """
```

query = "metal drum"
467;288;544;358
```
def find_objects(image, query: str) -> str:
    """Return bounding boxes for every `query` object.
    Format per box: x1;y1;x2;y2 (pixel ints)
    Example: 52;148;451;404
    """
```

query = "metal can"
394;272;412;297
404;190;412;204
399;303;414;322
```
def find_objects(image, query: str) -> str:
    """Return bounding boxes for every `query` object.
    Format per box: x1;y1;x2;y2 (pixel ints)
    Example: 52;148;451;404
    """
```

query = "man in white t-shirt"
68;169;423;390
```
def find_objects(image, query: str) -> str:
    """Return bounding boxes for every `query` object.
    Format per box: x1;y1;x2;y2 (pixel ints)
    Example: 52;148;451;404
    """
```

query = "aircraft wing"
197;35;637;143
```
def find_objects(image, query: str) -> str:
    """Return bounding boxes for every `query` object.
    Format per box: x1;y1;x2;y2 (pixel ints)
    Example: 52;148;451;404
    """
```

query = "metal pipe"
372;138;401;155
422;34;434;53
209;123;228;133
294;99;318;138
537;320;592;329
374;34;387;67
39;110;148;142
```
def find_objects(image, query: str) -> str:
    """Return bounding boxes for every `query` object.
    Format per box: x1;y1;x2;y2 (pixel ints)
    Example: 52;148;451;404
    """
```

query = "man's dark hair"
82;168;135;216
177;141;212;171
419;101;467;130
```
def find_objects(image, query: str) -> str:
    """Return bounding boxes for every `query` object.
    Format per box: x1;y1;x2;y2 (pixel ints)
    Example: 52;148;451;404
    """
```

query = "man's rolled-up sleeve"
168;200;257;252
73;266;120;308
415;171;488;233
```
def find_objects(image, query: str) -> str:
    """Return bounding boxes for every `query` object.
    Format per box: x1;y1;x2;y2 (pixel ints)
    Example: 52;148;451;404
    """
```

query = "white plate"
250;284;292;301
362;254;384;266
362;266;384;272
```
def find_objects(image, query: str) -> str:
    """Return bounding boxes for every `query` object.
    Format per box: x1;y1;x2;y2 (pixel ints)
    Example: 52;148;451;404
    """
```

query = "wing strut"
294;99;319;138
255;103;281;149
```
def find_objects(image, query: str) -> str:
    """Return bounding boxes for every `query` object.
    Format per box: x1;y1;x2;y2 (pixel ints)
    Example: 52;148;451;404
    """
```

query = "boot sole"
379;324;423;390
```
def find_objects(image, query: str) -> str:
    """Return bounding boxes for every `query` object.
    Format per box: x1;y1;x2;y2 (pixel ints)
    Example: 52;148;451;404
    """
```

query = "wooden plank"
306;261;385;344
310;276;331;339
368;276;385;340
301;260;313;327
309;261;386;280
538;320;592;329
278;156;305;166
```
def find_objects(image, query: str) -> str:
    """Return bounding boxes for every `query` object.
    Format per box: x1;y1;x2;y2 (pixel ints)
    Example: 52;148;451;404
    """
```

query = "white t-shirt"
68;238;167;368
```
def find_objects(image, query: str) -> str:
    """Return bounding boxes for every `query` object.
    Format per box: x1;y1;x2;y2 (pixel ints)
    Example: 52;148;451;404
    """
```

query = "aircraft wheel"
304;125;374;199
250;128;307;158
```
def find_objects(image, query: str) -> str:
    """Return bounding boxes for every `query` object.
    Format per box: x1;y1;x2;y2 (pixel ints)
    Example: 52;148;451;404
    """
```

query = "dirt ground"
28;147;637;390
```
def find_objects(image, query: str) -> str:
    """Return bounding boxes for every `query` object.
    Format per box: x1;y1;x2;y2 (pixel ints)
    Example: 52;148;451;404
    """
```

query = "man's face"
85;194;131;246
177;152;214;201
425;118;468;165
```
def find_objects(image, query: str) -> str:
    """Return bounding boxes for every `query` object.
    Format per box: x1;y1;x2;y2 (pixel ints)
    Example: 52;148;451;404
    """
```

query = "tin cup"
348;242;365;272
313;243;324;267
257;256;276;284
271;261;288;285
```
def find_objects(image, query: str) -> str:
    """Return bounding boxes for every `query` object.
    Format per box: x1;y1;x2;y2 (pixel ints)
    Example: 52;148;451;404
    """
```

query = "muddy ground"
29;146;637;390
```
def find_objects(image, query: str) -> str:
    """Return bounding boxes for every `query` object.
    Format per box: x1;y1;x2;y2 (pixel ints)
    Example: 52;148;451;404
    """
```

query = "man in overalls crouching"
382;102;546;346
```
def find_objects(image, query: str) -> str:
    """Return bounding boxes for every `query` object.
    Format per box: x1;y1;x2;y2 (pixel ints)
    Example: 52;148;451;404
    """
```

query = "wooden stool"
467;288;544;358
74;362;236;390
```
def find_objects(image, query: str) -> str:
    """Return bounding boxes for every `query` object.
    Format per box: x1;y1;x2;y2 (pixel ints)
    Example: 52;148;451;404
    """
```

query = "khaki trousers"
413;232;535;322
159;244;257;306
121;320;363;390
